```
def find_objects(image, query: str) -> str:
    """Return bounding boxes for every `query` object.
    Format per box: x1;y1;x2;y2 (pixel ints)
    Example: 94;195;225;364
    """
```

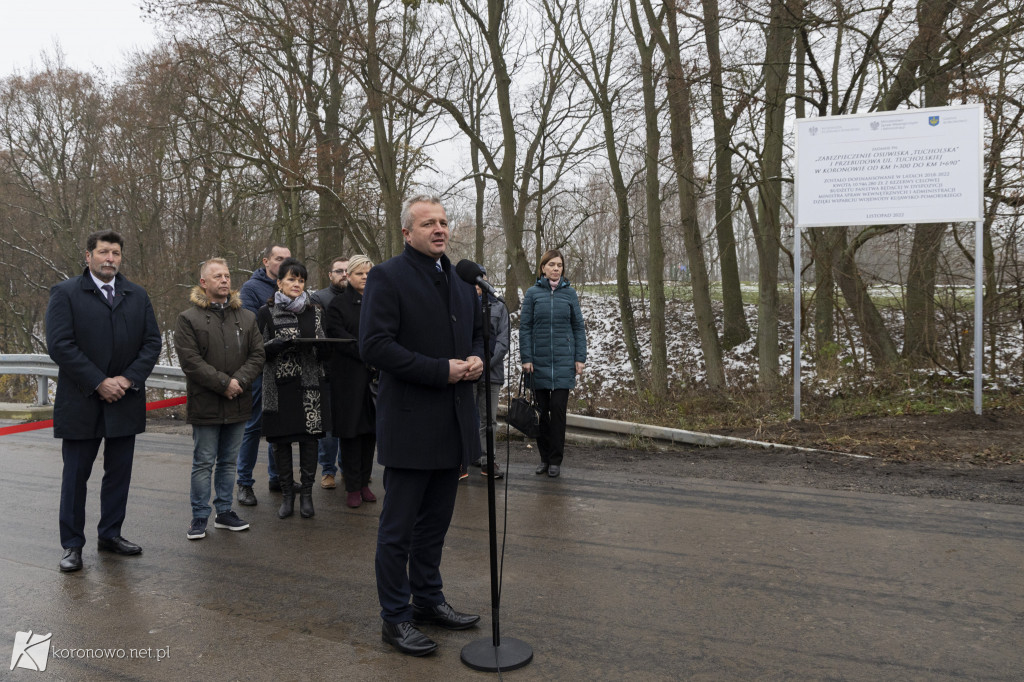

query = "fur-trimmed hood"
190;286;243;310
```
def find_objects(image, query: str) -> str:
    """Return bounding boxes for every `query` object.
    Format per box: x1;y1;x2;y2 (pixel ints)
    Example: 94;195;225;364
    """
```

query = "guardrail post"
35;375;49;406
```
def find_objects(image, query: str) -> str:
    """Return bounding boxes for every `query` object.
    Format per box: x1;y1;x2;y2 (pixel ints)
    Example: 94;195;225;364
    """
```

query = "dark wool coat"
519;277;588;390
256;299;331;443
45;269;162;439
310;282;345;309
325;285;375;438
173;288;265;425
359;244;484;470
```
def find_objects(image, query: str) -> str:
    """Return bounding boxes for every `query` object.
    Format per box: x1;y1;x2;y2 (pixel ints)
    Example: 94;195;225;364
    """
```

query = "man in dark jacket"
46;230;161;573
309;256;348;309
174;258;265;540
360;195;485;656
234;243;290;506
311;256;348;489
472;269;509;478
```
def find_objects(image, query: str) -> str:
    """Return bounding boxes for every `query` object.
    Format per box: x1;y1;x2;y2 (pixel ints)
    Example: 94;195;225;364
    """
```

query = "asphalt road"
2;426;1022;681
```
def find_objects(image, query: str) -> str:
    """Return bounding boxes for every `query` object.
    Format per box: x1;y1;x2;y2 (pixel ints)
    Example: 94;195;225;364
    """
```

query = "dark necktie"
102;284;114;306
434;261;450;309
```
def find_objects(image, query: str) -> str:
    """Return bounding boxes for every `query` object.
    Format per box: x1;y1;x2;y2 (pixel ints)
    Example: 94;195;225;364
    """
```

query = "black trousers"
59;436;135;548
375;467;460;623
339;433;376;492
535;388;569;466
271;440;317;492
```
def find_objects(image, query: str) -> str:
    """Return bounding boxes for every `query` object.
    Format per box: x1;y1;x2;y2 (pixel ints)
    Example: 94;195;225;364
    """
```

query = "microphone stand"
461;291;533;673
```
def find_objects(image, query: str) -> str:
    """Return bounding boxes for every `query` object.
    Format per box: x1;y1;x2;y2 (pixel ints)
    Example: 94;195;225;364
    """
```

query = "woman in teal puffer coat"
519;249;587;477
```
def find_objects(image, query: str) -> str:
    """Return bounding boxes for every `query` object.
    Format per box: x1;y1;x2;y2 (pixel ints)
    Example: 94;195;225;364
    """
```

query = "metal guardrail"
0;354;186;406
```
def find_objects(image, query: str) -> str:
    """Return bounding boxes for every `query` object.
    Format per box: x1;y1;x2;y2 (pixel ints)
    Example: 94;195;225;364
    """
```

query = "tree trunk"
363;0;404;259
487;0;531;312
701;0;751;351
833;229;901;366
629;0;668;396
903;46;951;365
604;121;644;390
753;0;800;388
472;138;486;265
810;227;840;370
664;8;725;389
903;223;945;363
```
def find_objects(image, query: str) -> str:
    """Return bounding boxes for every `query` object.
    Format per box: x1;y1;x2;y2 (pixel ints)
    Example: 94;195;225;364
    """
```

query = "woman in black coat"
325;254;377;508
257;258;331;519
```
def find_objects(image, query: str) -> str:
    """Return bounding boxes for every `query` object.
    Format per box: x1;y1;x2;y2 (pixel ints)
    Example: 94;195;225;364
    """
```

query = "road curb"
0;403;53;421
499;406;871;459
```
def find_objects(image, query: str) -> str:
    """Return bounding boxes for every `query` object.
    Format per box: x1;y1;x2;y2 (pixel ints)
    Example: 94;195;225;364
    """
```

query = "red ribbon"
0;396;186;437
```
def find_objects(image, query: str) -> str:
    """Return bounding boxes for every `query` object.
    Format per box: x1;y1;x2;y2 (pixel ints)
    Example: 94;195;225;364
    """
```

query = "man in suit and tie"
46;230;162;573
359;195;485;656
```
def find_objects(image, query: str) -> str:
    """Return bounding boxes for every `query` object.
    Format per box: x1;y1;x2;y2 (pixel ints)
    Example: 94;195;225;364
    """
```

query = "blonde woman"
325;255;378;508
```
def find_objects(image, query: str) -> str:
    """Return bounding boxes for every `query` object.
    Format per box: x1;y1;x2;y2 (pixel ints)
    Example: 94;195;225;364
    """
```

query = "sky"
1;0;160;76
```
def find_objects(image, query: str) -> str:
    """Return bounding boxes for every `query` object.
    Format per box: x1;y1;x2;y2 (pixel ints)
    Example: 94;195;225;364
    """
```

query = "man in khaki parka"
173;258;265;540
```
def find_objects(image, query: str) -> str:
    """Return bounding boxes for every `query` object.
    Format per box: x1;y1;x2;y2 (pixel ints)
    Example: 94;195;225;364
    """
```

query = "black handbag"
507;374;541;438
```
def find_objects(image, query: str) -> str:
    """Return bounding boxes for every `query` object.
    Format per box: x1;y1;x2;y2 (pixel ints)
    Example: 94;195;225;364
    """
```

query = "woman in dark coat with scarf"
325;254;377;508
519;249;587;478
257;258;331;519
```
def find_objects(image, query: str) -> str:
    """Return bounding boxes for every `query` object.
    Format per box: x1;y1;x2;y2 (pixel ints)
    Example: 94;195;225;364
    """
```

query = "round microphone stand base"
461;636;533;672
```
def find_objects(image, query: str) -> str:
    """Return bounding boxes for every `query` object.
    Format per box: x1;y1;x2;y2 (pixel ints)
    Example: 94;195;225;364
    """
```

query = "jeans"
317;433;342;477
191;422;245;518
235;374;278;487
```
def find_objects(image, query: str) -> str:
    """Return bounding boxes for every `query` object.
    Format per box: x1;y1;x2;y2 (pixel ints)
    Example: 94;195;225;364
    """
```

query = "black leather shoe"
97;536;142;555
548;465;560;477
237;484;257;506
59;548;83;572
412;602;480;630
535;463;548;475
381;621;437;656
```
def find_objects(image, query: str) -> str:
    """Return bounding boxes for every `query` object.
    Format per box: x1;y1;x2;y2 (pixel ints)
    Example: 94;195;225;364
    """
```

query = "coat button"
451;315;456;322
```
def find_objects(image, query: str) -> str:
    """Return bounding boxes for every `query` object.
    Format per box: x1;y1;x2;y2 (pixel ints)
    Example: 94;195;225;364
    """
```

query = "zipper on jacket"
549;286;555;386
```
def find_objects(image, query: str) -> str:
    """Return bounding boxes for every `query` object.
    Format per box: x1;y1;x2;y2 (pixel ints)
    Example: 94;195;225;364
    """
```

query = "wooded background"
2;0;1023;397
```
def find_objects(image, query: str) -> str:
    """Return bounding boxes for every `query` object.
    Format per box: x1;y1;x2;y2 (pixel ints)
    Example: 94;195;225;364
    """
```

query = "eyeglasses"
331;269;347;275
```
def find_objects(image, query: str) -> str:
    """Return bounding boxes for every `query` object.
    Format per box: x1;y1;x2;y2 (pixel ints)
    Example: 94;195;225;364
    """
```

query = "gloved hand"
264;336;292;359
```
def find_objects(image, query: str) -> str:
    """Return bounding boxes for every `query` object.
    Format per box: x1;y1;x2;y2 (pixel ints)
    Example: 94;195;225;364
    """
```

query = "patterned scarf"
274;289;309;312
262;299;327;431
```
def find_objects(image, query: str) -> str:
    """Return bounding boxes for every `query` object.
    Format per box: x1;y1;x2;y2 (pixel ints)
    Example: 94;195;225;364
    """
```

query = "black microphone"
455;259;504;302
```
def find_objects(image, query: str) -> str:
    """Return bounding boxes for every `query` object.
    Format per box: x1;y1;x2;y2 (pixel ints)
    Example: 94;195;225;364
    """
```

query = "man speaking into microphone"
360;194;485;656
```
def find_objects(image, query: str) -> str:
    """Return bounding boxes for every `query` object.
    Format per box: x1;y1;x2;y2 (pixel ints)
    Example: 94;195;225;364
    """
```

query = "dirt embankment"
713;410;1024;463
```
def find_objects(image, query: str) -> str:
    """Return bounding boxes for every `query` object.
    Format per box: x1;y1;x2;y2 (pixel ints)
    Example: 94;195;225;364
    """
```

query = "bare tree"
628;0;670;395
394;0;595;310
699;0;753;351
645;1;727;388
544;0;644;388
